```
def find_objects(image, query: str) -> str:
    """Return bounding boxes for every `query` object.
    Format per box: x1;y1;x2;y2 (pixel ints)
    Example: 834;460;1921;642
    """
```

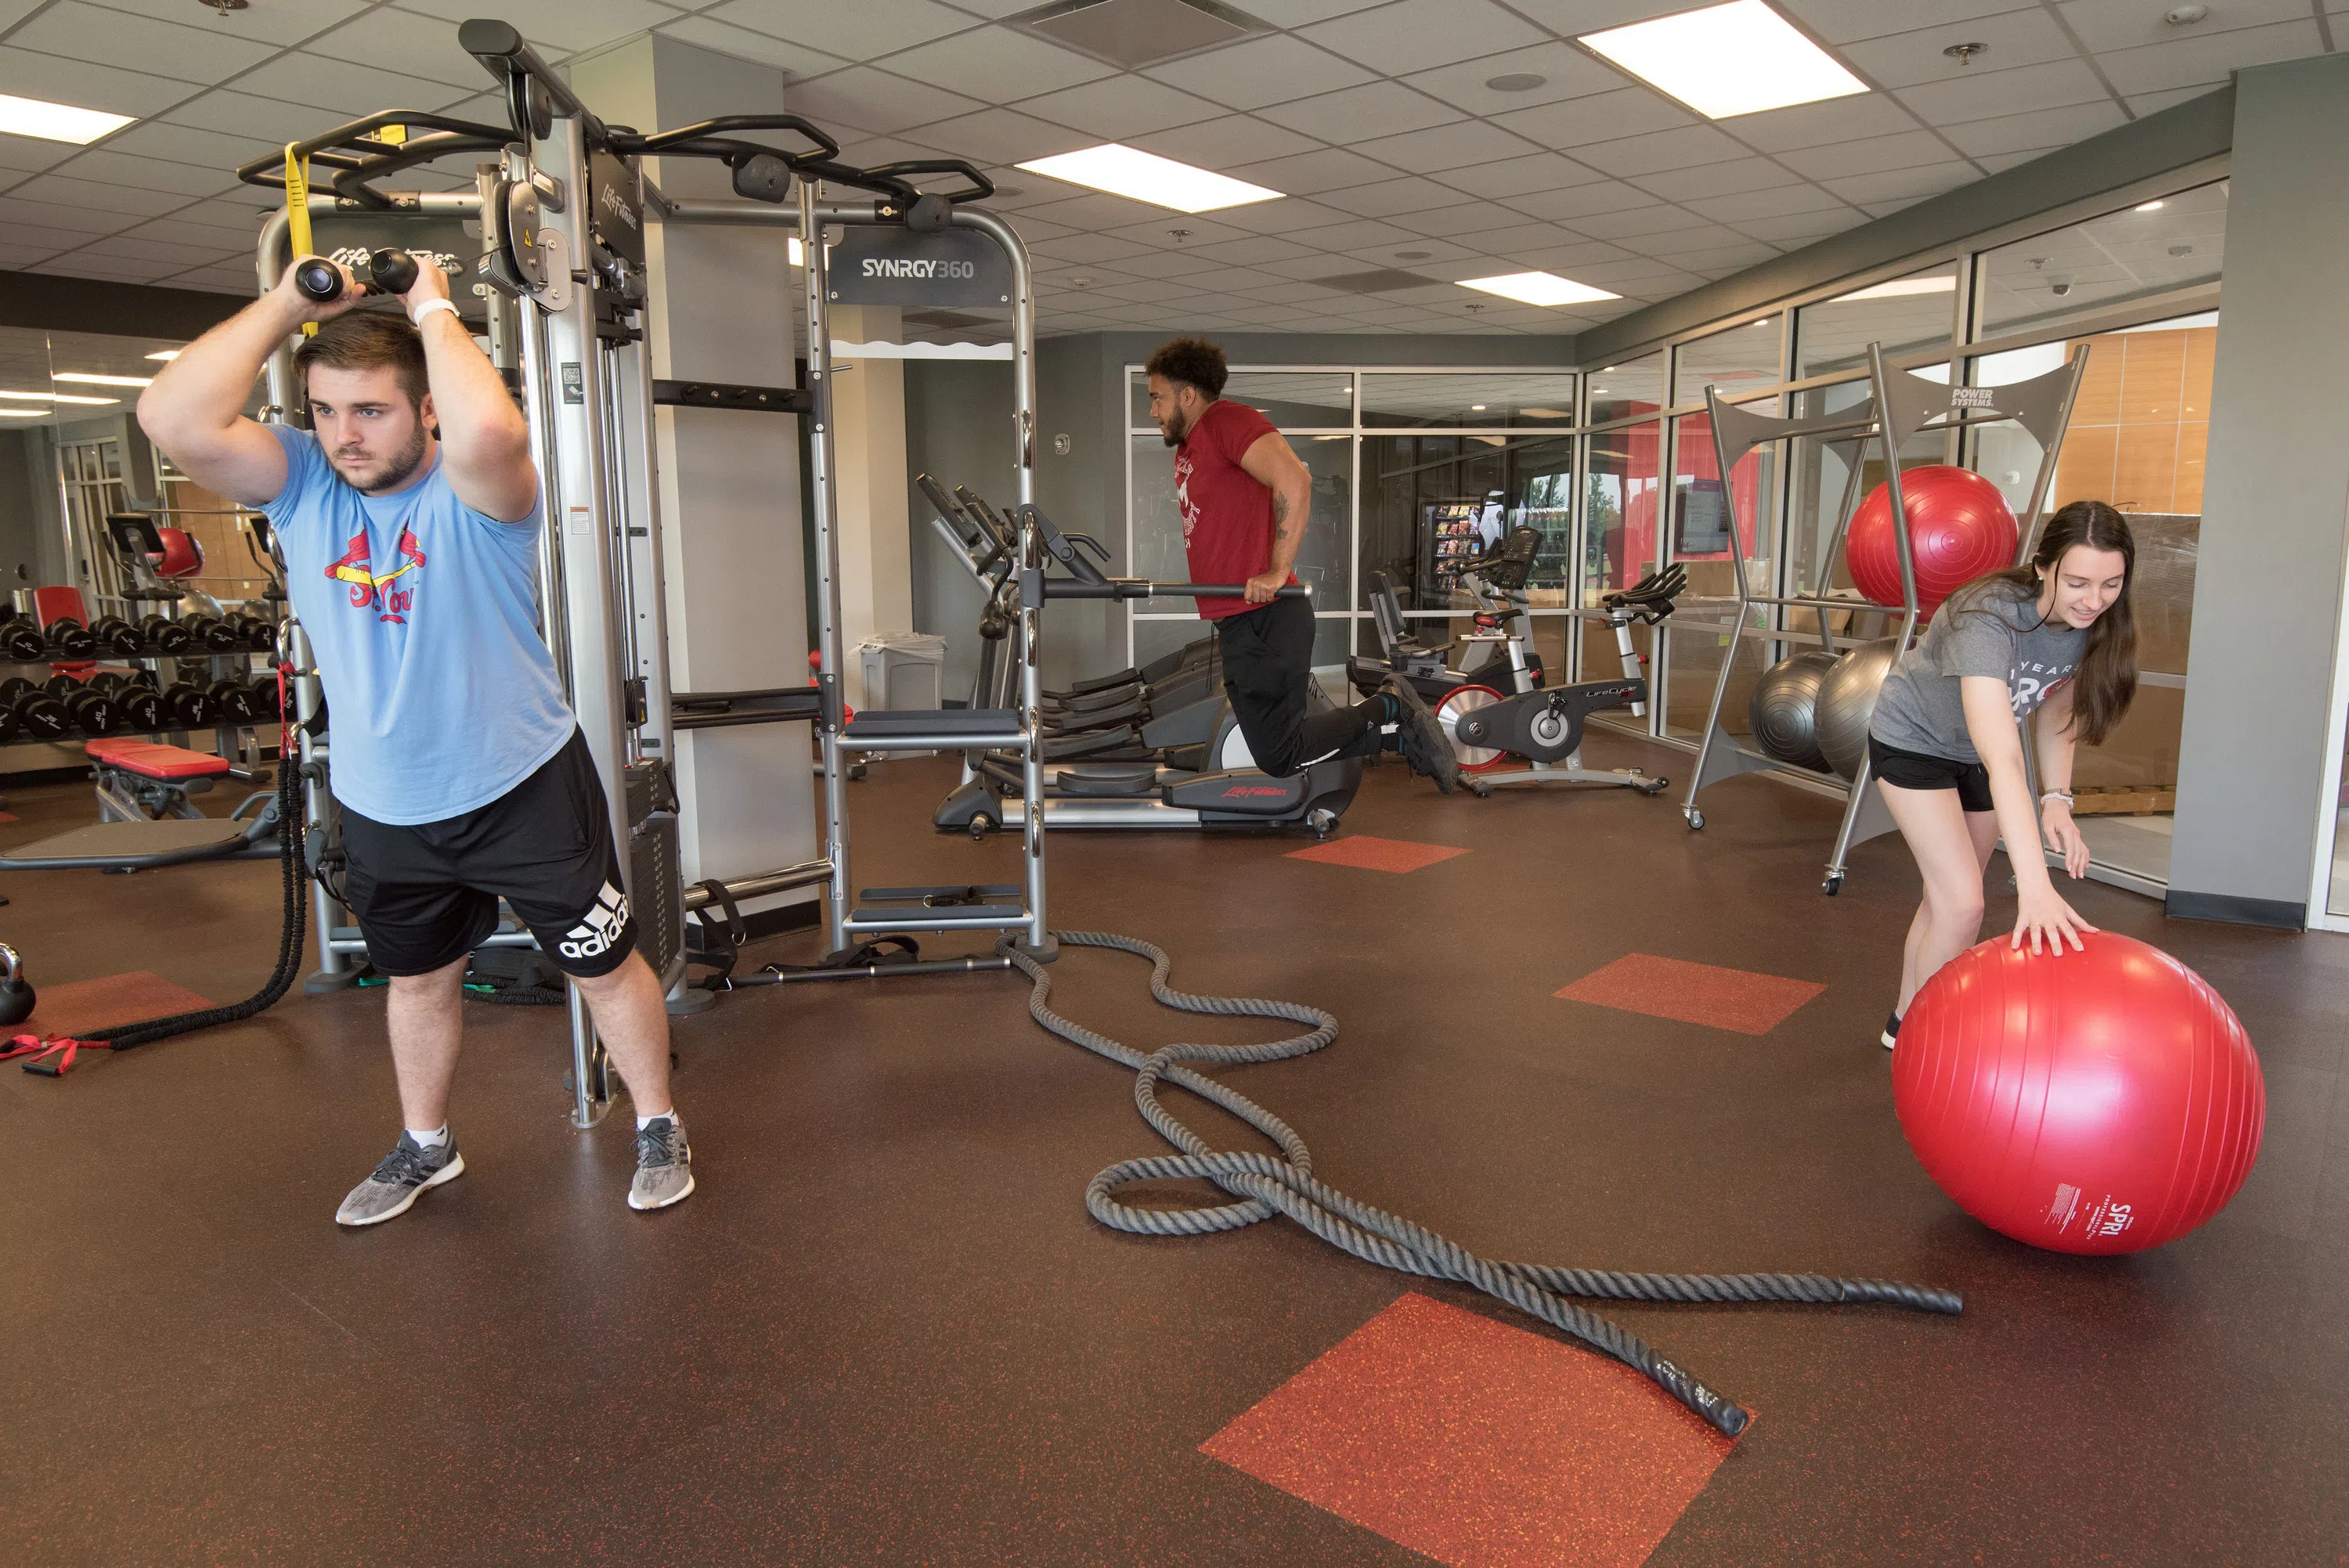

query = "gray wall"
0;428;50;593
904;357;1016;703
2167;54;2349;927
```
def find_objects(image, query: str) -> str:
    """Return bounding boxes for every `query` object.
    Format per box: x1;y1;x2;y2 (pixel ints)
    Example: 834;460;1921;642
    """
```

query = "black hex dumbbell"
229;612;280;652
207;677;261;723
44;674;123;736
86;615;150;658
137;613;193;654
179;612;243;654
0;677;74;741
0;614;46;661
88;671;162;730
242;672;283;723
43;616;95;659
155;676;221;728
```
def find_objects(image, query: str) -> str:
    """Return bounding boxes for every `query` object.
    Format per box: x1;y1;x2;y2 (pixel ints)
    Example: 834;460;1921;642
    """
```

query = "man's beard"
336;424;430;494
1159;410;1188;449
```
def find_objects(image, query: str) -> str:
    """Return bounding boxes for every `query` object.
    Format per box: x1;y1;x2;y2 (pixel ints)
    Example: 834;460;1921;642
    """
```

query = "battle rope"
1005;931;1961;1438
4;682;309;1075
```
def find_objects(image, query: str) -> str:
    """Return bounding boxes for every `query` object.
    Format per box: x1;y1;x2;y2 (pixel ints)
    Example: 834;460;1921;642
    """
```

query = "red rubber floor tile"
1202;1292;1741;1568
0;811;16;822
19;971;215;1037
1555;953;1826;1036
1286;835;1469;874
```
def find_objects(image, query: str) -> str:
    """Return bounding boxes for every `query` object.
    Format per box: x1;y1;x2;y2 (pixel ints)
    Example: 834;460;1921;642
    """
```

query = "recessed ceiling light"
1459;271;1619;307
1485;72;1546;92
0;388;117;404
1603;366;1618;372
145;349;181;361
1579;0;1869;120
1470;404;1486;410
53;372;153;387
0;91;135;145
0;409;47;419
1591;387;1610;394
1753;317;1770;326
2134;200;2166;212
1016;142;1282;214
1520;406;1570;418
1830;274;1958;302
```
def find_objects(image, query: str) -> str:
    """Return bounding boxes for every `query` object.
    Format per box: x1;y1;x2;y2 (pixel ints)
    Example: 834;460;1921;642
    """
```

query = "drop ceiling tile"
1501;0;1708;38
118;212;262;247
1225;146;1395;197
1777;0;2034;45
2126;84;2228;116
785;67;987;135
1385;200;1507;237
6;171;189;218
1314;175;1473;218
161;92;345;145
1352;119;1543;175
12;1;278;84
1284;216;1421;252
66;232;235;266
308;6;514;88
1973;146;2066;174
0;48;197;117
1142;34;1377;111
1778;128;1955;180
1030;231;1160;265
1573;123;1749;178
1819;160;1976;205
81;0;370;45
45;149;242;199
0;132;79;175
1840;9;2075;89
1187;234;1322;266
1942;98;2127;158
2058;0;2318;51
1431;153;1597;202
168;265;265;293
1297;0;1548;75
1494;238;1636;271
1256;80;1463;142
0;222;105;251
1128;114;1321;170
1629;154;1809;203
1716;92;1920;153
1649;240;1778;272
1014;74;1225;140
2095;19;2326;96
1889;58;2112;123
1501;178;1659;222
233;54;477;116
1468;218;1580;255
914;106;1091;164
1204;196;1360;235
1398;41;1626;117
1683;182;1849;222
703;0;976;60
655;15;853;77
1491;87;1696;151
882;25;1114;99
1566;203;1718;241
31;253;178;282
1099;213;1254;248
97;120;280;176
1019;190;1181;229
1730;210;1856;245
157;193;276;231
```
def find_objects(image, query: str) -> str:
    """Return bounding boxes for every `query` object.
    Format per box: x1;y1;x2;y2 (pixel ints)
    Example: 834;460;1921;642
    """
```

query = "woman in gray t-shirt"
1868;500;2139;1051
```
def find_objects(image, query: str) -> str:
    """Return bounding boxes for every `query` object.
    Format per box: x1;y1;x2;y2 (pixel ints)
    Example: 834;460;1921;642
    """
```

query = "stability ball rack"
1676;340;2088;894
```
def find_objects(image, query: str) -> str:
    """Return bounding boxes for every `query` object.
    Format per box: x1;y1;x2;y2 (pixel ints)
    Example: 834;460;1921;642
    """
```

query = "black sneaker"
1882;1011;1901;1051
1378;676;1460;795
335;1132;464;1227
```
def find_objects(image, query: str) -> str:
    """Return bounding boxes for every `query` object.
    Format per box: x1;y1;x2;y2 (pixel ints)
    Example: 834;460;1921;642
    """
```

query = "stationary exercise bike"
1350;528;1683;796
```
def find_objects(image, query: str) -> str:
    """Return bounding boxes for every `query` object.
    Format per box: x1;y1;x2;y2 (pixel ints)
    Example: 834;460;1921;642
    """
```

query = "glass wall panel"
1361;373;1576;429
1582;423;1662;682
1129;437;1187;584
1675;314;1782;405
1131;370;1353;428
1669;413;1775;601
1977;181;2227;340
1129;429;1351;602
1360;434;1572;612
1795;263;1959;379
1663;620;1770;743
1586;351;1664;425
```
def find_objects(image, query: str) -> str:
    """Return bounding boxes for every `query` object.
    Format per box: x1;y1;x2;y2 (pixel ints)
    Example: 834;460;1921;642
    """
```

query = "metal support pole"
799;178;854;954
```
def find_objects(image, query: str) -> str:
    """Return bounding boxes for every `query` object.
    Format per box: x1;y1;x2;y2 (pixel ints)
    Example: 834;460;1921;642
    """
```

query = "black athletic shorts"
1869;734;1994;813
339;728;639;979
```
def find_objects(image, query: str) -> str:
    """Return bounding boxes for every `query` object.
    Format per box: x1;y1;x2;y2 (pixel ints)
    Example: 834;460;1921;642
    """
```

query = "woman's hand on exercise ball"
2014;879;2095;956
2042;797;2091;878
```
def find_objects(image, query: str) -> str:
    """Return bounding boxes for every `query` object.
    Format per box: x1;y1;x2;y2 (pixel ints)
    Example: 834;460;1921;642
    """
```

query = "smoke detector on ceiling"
1013;0;1271;71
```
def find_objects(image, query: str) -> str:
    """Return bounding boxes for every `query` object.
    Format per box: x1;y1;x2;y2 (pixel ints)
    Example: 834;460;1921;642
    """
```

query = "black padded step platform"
846;905;1027;929
1054;764;1160;798
844;708;1017;737
0;818;262;871
859;884;1021;906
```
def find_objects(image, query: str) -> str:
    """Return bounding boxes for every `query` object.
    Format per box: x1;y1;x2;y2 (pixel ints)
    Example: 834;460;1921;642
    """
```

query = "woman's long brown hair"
1944;499;2138;746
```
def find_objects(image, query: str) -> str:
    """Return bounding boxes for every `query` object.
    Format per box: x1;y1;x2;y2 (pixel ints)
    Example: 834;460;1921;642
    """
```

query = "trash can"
857;633;947;712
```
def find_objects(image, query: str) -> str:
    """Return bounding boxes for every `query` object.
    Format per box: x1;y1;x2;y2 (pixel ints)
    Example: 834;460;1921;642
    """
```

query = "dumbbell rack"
1676;341;2088;895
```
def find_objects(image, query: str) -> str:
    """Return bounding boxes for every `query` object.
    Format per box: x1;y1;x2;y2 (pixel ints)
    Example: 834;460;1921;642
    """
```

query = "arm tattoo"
1272;488;1293;539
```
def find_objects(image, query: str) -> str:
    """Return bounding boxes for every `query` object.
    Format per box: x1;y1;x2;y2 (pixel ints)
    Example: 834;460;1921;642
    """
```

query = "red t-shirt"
1174;398;1295;621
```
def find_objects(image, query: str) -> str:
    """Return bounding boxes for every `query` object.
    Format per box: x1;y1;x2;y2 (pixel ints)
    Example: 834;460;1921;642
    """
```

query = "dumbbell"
229;611;279;652
207;677;262;723
155;676;221;727
43;616;95;658
43;674;122;736
0;614;44;661
242;672;283;723
0;700;18;744
292;247;420;302
138;613;193;654
0;677;74;741
179;612;244;653
87;615;150;658
88;672;162;730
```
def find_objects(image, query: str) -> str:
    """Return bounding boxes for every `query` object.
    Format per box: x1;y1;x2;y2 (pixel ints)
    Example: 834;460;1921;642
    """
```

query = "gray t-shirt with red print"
1869;581;2085;763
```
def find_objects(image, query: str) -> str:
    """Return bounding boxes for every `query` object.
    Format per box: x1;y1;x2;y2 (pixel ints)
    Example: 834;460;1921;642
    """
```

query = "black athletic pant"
1214;596;1388;777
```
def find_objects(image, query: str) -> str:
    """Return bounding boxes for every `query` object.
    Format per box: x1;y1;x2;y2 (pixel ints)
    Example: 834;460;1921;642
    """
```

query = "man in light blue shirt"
139;254;693;1223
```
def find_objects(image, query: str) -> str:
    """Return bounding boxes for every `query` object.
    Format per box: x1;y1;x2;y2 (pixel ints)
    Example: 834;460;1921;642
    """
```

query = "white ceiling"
0;0;2337;339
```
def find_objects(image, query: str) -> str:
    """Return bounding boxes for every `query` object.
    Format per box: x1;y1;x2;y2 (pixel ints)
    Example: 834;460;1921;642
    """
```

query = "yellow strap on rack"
372;124;406;146
283;142;317;338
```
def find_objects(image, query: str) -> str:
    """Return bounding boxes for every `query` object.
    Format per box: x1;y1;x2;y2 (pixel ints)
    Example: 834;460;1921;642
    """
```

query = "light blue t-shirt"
265;423;576;826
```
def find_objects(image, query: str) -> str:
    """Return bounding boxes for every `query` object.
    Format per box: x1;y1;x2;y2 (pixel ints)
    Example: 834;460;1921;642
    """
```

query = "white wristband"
2041;789;2074;807
410;297;460;327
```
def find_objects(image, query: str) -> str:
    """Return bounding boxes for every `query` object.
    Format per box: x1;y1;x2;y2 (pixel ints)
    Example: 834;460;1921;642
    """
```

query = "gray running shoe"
629;1117;695;1211
335;1132;464;1227
1377;675;1460;795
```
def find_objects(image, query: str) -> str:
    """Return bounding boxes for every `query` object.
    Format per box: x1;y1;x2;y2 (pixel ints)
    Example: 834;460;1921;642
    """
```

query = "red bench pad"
84;738;232;780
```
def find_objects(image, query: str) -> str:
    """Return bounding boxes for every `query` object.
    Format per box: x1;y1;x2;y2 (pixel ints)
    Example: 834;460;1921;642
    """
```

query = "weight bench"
0;739;280;872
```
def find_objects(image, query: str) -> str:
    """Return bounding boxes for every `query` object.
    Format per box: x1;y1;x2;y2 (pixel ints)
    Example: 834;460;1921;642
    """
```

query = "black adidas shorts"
339;728;639;979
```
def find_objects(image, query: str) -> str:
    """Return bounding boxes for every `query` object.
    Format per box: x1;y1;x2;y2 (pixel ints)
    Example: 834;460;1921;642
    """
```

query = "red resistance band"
2;1034;114;1077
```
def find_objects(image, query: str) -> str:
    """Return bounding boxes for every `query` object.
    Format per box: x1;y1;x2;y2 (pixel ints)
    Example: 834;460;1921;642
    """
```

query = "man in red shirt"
1147;337;1457;792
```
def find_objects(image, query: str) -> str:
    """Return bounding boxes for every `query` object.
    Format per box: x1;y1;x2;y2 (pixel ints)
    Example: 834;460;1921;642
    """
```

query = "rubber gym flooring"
3;731;2344;1567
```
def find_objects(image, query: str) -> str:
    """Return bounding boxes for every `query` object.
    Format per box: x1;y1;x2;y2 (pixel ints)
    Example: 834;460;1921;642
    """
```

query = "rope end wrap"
1838;1279;1966;1315
1651;1357;1749;1437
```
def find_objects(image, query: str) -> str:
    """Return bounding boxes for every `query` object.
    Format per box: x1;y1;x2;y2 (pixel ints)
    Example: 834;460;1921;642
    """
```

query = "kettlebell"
0;943;34;1028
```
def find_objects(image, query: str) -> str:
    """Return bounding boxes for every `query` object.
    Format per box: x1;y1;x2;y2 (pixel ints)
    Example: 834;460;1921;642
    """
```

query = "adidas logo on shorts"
559;882;632;961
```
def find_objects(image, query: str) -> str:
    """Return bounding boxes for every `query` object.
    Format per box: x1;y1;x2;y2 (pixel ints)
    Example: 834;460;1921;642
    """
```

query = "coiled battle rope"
1005;930;1962;1437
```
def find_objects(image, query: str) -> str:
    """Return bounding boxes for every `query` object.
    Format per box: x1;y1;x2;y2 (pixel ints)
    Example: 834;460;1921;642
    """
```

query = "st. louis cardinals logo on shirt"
325;528;428;624
1174;451;1199;544
2009;657;2076;717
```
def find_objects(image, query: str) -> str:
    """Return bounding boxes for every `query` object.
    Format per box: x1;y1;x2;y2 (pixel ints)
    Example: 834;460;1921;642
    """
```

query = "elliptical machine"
926;497;1361;837
1350;527;1684;796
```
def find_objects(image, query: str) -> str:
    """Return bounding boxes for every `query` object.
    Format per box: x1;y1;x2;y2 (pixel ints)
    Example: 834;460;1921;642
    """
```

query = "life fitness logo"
1221;784;1287;798
861;257;978;279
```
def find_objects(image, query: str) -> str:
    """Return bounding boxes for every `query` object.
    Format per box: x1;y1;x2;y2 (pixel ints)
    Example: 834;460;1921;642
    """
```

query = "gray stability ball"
1816;639;1903;780
1747;651;1839;770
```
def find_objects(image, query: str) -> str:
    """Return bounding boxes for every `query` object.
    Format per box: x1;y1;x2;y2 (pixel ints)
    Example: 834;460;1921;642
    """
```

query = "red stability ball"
1846;464;2019;616
1892;932;2264;1256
